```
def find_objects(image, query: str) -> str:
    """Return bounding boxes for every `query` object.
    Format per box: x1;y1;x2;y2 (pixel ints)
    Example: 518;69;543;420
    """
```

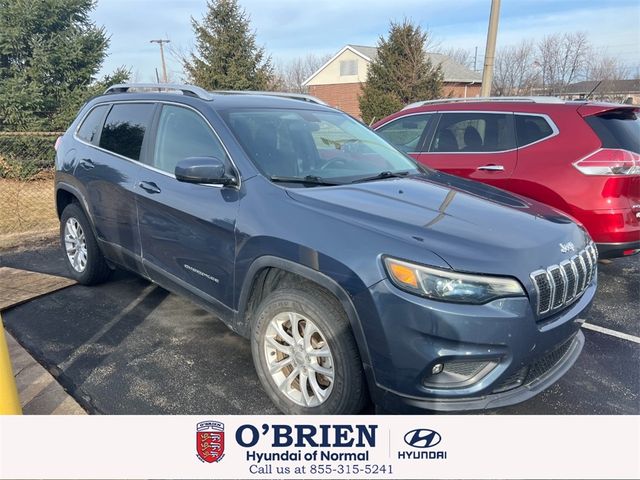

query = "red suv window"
428;112;515;153
514;114;555;147
585;109;640;153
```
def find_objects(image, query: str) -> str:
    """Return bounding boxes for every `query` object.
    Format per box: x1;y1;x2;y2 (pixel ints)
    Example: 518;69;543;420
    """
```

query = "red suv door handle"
477;164;505;171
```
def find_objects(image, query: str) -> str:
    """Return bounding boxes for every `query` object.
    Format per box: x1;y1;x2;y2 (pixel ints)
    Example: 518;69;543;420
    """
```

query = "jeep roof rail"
211;90;327;105
104;83;213;100
402;96;565;110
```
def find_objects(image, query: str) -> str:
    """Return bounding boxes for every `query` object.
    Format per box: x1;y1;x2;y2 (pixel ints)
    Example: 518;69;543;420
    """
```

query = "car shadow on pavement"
1;243;280;414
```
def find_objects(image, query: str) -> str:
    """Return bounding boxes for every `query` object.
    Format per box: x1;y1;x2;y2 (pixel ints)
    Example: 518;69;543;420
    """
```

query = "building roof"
347;44;379;61
303;44;482;85
560;79;640;95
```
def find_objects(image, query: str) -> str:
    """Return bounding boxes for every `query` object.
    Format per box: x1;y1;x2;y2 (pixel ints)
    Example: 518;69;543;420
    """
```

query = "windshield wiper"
350;170;411;184
269;175;342;186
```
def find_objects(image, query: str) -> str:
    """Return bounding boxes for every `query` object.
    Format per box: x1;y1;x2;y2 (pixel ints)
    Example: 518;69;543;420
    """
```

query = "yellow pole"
0;315;21;414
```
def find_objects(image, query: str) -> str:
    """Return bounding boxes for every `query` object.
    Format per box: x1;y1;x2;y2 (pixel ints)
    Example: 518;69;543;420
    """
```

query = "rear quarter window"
515;114;555;147
99;103;155;161
585;109;640;154
76;105;109;145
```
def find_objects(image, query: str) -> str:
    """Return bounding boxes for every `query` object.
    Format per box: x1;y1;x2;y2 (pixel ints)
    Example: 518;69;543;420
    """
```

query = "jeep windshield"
222;108;423;185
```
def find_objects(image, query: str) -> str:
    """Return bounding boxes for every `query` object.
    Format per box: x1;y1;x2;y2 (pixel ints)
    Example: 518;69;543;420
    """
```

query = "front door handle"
477;164;505;171
138;181;161;194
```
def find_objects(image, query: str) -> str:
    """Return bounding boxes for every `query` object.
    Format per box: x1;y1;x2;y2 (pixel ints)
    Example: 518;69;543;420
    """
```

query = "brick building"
303;45;483;118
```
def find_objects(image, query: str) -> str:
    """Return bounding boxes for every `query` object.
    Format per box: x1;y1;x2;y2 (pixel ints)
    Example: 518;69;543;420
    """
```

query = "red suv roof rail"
403;96;565;110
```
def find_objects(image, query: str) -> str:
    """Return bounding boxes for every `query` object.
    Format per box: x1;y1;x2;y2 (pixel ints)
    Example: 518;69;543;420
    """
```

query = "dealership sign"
0;416;637;479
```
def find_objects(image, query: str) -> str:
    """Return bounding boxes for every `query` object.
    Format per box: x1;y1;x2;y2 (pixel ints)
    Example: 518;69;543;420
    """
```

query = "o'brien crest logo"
559;241;576;253
196;421;225;463
398;428;447;460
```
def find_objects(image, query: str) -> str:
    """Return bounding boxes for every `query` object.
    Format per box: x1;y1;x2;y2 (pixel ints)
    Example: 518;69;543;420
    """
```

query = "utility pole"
480;0;501;96
150;39;171;83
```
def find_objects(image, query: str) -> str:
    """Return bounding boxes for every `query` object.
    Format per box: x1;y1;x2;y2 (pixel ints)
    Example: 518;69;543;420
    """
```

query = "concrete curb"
7;332;85;415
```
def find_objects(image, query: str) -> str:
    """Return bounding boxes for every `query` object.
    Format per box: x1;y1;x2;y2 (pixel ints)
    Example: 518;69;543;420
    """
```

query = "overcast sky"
93;0;640;81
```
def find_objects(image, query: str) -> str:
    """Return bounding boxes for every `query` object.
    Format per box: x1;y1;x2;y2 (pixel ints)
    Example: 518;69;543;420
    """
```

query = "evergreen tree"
0;0;122;131
359;20;443;124
184;0;274;90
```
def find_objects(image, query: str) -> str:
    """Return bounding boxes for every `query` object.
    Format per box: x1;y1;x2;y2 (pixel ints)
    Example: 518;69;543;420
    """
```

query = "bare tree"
275;53;332;93
536;32;590;94
492;40;539;95
585;54;629;81
439;47;475;69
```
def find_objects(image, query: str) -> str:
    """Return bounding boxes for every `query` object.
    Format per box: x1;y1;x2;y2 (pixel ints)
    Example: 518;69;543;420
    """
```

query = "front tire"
60;203;111;285
251;286;367;414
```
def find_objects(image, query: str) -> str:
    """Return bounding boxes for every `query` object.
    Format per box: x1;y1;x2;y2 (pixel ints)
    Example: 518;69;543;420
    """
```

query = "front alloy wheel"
251;286;368;414
264;311;335;407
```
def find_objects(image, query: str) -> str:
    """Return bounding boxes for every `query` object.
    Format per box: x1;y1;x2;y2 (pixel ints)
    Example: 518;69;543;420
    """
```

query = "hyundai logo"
403;428;442;448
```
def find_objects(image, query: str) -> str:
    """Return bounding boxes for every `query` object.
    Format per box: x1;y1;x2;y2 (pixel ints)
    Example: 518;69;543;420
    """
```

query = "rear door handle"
79;158;95;169
138;181;161;194
477;164;505;171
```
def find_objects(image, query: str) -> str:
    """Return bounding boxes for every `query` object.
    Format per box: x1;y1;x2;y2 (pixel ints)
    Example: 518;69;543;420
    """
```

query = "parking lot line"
582;323;640;344
59;284;157;370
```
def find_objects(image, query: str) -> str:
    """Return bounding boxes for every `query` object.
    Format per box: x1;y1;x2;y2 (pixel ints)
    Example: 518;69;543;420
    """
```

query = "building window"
340;60;358;76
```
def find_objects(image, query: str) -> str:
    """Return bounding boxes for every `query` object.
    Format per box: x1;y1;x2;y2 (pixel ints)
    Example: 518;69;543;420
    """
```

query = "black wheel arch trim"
55;182;94;224
55;181;102;245
236;255;374;372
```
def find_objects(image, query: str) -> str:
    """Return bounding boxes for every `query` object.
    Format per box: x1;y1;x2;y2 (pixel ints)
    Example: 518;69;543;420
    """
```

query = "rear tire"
251;286;367;414
60;203;111;285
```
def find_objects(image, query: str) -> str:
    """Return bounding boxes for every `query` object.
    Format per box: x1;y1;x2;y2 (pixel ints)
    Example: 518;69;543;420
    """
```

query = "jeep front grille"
530;244;597;318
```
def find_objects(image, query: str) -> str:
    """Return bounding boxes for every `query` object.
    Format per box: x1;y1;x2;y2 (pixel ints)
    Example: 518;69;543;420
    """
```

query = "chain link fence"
0;132;63;249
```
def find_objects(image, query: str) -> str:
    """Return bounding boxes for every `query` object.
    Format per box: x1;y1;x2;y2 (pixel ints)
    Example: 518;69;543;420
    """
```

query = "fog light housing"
423;360;498;388
431;363;444;375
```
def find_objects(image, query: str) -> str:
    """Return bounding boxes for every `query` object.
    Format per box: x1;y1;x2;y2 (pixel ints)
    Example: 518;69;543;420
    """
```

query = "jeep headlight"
384;257;525;304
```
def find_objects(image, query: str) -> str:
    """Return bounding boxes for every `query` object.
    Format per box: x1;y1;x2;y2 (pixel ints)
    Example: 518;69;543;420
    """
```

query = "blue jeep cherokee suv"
54;83;596;414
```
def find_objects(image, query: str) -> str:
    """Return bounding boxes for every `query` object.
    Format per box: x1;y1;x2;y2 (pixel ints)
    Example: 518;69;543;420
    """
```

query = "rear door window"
585;109;640;153
76;105;109;145
99;103;155;161
376;114;433;153
515;114;555;147
428;112;515;153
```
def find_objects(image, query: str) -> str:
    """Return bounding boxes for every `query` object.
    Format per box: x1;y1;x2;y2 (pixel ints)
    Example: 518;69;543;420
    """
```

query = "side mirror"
174;157;236;185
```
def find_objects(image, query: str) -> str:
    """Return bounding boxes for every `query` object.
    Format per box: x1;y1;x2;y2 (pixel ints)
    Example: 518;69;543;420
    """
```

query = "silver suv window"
99;103;155;161
153;104;228;174
76;105;109;145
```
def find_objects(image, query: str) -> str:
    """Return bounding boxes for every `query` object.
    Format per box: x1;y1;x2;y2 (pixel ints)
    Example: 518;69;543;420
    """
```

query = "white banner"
0;415;638;479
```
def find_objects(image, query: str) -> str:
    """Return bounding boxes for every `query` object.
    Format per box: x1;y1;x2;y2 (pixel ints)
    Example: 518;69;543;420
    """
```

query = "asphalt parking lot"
1;240;638;415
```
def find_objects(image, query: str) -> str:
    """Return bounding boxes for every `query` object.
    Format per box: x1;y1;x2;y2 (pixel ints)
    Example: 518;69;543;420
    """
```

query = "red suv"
374;98;640;258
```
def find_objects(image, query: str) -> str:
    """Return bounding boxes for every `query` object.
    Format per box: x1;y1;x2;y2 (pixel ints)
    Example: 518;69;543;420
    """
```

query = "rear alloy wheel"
64;217;88;273
59;203;111;285
251;286;367;414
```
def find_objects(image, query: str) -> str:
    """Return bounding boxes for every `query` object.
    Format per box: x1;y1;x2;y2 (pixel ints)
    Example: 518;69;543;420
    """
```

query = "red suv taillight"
573;148;640;176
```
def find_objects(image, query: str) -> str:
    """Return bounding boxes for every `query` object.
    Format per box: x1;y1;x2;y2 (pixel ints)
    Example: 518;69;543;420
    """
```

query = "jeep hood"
285;172;590;275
